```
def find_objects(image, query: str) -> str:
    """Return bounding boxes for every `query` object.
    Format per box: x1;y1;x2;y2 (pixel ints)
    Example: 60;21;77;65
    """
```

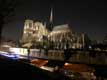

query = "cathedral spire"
50;7;53;23
49;7;53;31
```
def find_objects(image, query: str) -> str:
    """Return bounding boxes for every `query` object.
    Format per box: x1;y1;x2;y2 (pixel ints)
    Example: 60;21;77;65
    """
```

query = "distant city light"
89;46;92;49
65;63;70;66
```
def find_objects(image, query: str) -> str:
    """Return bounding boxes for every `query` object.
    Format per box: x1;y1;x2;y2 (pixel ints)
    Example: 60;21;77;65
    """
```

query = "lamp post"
27;48;30;63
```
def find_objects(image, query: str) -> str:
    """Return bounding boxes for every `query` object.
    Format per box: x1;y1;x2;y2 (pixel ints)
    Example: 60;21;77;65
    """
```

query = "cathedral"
21;9;85;49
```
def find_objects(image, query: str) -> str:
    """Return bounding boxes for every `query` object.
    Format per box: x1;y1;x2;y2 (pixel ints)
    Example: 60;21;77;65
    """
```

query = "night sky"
2;0;107;42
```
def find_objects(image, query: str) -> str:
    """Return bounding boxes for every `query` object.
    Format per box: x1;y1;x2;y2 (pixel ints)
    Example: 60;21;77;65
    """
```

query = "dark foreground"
0;55;71;80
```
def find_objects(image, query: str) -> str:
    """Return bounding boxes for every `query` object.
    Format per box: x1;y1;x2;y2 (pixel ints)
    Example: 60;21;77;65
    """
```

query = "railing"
29;49;107;65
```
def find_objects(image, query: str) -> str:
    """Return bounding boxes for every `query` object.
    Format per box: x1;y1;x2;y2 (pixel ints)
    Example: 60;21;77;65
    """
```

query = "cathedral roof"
52;24;71;32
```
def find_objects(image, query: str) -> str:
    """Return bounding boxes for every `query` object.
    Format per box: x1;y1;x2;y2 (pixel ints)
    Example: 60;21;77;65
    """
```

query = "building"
48;24;83;49
20;19;86;49
21;19;48;48
20;7;90;49
103;35;107;45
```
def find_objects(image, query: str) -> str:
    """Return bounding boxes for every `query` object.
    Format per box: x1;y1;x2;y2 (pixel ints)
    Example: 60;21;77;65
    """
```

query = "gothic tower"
21;19;34;43
49;7;53;31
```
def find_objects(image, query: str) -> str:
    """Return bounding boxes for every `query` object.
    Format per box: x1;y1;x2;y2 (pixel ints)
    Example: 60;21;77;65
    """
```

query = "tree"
0;0;17;43
64;48;72;61
84;34;92;50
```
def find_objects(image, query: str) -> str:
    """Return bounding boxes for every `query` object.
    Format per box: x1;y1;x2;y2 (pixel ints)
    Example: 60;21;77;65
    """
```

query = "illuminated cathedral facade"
21;19;48;43
21;9;85;49
21;19;85;49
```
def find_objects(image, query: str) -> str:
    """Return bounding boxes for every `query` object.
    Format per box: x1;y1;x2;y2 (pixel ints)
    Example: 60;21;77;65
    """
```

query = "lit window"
24;31;26;34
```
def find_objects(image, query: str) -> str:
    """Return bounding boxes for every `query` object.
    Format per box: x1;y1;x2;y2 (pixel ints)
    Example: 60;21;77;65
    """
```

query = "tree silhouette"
64;48;72;61
84;34;92;50
0;0;17;43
